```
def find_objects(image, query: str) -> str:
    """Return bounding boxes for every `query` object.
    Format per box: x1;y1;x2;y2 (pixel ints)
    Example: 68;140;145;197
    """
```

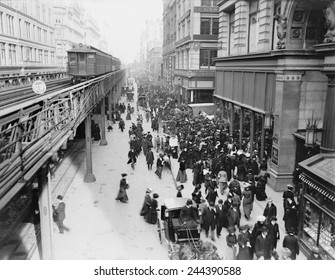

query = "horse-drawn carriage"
157;197;221;260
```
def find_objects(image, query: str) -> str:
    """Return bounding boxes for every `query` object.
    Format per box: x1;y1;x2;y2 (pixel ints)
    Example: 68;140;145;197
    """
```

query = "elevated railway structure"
0;69;126;259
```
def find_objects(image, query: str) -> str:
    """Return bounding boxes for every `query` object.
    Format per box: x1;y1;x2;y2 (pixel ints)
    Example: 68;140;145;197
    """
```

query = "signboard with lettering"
32;80;46;95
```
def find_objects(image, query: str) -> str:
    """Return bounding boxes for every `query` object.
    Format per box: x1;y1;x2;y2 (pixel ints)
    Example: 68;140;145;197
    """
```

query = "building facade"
148;46;163;86
0;0;56;73
140;18;163;74
214;0;335;258
215;0;326;189
163;0;221;104
53;1;85;68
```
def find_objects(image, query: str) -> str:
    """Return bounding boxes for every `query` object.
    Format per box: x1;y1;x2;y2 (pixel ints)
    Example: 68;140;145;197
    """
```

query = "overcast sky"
81;0;163;64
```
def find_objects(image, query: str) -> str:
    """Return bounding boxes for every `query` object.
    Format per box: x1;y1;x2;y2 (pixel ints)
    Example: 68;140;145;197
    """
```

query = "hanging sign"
32;80;46;95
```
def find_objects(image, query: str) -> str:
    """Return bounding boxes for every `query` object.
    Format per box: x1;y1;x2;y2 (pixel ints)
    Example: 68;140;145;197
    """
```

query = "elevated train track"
0;69;126;259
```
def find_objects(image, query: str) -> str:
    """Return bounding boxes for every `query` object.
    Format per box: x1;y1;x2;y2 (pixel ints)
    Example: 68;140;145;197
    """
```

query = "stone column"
321;73;335;152
84;114;96;183
38;163;54;260
258;0;272;51
268;72;303;191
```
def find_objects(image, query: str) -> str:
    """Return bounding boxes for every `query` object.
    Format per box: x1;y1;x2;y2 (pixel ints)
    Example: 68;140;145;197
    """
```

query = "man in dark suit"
255;226;272;260
283;227;300;260
202;201;217;241
215;199;228;238
53;195;66;234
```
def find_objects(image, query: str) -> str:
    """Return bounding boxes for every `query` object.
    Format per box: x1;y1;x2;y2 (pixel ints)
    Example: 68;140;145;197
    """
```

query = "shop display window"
302;199;335;260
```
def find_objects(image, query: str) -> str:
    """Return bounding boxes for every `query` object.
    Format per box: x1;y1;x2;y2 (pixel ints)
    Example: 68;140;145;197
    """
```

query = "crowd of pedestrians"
109;79;305;260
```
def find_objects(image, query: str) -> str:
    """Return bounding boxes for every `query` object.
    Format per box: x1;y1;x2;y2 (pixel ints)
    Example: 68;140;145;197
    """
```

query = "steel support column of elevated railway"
100;83;108;146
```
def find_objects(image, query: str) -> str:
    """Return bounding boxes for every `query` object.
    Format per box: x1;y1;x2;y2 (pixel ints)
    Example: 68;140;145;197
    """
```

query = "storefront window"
254;114;262;153
302;199;335;259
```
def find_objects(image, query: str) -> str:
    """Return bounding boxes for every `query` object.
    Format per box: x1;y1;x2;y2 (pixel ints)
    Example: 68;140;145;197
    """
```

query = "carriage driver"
180;199;198;228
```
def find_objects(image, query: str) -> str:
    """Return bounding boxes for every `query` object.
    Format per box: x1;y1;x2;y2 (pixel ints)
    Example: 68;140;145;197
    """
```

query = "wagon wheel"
157;219;162;244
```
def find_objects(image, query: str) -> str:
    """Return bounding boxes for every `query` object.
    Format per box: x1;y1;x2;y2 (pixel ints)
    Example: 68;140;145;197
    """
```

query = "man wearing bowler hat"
283;227;300;260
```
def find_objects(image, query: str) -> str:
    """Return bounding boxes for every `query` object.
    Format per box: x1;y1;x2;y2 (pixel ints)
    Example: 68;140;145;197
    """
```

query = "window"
44;50;48;64
201;18;219;35
50;32;54;45
186;18;190;37
200;49;217;68
8;44;16;65
18;19;21;37
38;49;42;62
25;22;31;39
185;50;189;69
0;12;3;34
7;15;14;36
42;4;46;23
201;18;211;35
50;51;54;64
36;1;40;21
26;47;31;61
37;27;41;41
212;18;219;35
0;43;5;65
201;0;211;6
44;30;47;44
248;0;259;53
228;10;235;55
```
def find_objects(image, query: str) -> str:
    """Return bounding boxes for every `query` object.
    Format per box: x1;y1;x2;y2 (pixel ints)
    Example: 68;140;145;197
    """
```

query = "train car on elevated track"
67;43;121;84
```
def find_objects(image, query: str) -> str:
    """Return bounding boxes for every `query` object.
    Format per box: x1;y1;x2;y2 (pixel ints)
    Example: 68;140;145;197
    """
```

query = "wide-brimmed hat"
239;225;248;231
257;215;266;222
186;199;193;205
153;193;159;199
57;195;63;200
228;226;236;233
146;187;153;193
121;173;127;177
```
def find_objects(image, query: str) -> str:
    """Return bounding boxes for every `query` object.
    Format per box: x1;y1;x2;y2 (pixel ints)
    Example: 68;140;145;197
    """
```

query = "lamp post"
305;111;318;147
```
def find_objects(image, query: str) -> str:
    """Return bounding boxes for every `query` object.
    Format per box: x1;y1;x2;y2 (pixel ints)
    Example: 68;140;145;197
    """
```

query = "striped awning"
300;174;335;202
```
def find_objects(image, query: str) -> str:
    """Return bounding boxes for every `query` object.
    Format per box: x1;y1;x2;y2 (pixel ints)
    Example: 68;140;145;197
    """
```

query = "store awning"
299;173;335;202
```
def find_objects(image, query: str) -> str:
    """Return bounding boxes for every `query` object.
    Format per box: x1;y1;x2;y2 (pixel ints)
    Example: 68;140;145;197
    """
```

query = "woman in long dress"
115;173;129;203
236;225;252;260
146;193;159;224
140;188;152;220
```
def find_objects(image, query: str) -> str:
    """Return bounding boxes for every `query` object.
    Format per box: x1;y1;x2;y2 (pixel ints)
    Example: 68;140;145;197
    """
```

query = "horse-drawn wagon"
157;197;221;260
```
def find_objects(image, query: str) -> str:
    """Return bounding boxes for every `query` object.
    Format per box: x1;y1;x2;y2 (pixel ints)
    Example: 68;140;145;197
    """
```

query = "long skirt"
243;203;252;219
115;188;128;203
226;246;237;260
146;208;158;224
237;247;251;260
155;166;163;178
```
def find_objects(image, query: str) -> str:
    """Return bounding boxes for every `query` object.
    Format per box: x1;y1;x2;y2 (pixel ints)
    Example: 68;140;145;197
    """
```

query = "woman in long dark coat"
140;188;152;220
242;186;253;220
146;193;159;224
115;173;129;203
237;225;252;260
